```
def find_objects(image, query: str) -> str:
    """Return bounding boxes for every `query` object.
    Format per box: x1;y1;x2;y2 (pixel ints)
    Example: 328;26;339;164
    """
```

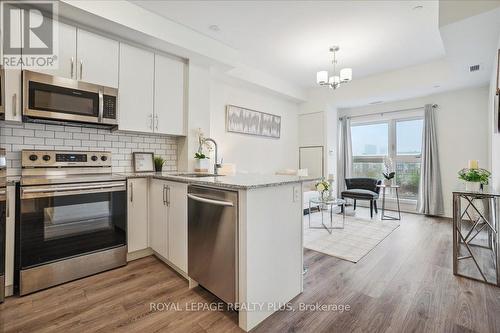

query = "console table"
452;186;500;286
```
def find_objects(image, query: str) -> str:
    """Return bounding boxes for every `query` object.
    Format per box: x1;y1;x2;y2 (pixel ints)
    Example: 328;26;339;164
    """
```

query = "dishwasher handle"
187;193;234;207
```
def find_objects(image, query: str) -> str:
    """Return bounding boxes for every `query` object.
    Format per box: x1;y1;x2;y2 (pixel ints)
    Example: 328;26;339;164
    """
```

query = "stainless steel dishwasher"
188;185;238;304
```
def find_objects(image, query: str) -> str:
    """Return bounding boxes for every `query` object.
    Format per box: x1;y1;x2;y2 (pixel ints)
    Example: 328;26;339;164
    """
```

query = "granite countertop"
118;172;319;190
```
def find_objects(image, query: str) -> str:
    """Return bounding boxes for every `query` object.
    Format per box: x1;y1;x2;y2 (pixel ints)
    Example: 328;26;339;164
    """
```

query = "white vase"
194;159;209;172
465;181;481;192
383;179;392;186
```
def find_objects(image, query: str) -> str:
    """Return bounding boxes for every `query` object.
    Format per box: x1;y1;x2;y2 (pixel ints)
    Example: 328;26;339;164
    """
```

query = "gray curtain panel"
417;104;444;215
337;116;352;198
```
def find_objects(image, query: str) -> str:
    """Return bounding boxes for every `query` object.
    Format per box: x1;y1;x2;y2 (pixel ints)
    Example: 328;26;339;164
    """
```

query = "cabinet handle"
70;57;74;78
163;185;167;206
149;114;153;130
6;188;9;218
166;186;170;206
12;93;17;117
80;59;83;80
155;114;159;131
130;182;134;202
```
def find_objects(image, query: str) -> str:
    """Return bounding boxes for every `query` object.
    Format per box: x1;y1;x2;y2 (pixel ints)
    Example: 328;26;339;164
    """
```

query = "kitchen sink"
172;173;221;178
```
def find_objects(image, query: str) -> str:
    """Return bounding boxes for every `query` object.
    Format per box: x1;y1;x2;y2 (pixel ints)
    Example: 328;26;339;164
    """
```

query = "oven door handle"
21;182;126;198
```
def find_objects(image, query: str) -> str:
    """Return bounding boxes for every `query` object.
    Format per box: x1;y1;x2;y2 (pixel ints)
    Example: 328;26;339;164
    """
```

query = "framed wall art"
226;104;281;138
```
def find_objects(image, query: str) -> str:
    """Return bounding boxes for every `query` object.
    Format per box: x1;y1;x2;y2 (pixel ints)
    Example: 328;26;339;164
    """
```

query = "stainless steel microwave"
22;70;118;126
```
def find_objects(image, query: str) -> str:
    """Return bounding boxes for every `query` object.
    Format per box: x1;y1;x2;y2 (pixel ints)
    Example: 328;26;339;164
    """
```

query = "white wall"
209;78;299;174
178;62;211;172
340;86;490;217
489;34;500;191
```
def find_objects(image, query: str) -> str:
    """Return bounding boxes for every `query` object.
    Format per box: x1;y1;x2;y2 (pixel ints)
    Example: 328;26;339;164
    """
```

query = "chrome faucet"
203;138;221;175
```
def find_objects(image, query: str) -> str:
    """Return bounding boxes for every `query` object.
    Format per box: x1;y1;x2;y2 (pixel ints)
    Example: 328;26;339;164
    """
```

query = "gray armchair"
341;178;382;218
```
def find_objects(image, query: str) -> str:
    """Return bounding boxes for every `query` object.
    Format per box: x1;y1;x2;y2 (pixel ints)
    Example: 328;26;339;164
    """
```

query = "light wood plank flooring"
1;208;499;333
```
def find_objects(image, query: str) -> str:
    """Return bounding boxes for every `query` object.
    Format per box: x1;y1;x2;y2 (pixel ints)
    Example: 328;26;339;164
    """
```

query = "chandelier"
316;46;352;89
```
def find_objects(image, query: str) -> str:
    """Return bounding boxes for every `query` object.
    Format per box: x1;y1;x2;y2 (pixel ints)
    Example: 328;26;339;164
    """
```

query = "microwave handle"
12;93;17;117
80;59;83;80
98;90;104;122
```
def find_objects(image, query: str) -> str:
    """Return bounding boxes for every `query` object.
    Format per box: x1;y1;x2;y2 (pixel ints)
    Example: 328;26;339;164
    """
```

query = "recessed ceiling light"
369;101;384;105
433;85;441;88
209;25;220;32
413;5;424;10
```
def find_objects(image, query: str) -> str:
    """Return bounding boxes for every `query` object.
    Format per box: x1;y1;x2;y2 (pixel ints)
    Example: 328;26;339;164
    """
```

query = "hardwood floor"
1;208;499;333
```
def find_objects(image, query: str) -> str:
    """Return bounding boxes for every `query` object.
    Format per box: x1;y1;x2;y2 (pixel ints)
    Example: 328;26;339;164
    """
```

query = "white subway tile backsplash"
45;138;64;146
13;129;34;137
64;126;82;133
81;140;97;147
55;132;72;139
24;137;45;145
35;130;54;138
64;139;81;146
3;123;178;175
72;132;90;140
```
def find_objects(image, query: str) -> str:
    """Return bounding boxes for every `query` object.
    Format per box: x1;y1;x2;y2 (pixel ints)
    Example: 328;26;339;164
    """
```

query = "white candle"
468;160;479;169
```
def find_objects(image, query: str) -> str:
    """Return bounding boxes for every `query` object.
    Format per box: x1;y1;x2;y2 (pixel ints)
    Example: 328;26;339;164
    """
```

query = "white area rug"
304;213;400;263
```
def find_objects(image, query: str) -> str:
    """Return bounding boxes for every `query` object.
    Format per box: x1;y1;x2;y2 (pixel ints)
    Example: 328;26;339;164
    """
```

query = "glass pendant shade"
329;75;340;86
316;71;328;85
340;68;352;82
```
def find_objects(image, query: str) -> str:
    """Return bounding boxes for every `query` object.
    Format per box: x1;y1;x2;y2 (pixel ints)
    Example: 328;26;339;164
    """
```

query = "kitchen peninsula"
125;172;313;331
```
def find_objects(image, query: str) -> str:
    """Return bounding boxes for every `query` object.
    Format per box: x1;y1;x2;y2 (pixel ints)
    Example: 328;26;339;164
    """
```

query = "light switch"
293;186;301;202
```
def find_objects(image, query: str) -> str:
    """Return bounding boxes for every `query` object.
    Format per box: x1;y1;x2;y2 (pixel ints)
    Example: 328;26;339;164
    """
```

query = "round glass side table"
308;197;346;234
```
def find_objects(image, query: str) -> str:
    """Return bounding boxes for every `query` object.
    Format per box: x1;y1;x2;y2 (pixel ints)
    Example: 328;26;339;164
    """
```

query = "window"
396;119;423;155
351;123;389;156
350;116;423;200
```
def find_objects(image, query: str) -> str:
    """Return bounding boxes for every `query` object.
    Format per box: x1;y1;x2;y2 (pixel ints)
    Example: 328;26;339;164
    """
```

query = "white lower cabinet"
148;179;188;273
166;181;188;272
149;179;168;258
127;178;149;253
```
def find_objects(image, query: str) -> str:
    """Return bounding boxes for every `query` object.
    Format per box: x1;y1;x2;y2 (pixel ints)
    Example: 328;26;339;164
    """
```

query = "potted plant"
194;152;210;172
383;157;395;186
315;179;330;200
458;168;491;192
154;156;166;172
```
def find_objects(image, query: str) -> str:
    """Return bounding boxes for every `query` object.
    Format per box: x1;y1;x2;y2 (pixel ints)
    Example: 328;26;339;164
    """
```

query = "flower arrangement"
315;179;330;199
194;128;211;172
383;156;395;185
458;168;491;185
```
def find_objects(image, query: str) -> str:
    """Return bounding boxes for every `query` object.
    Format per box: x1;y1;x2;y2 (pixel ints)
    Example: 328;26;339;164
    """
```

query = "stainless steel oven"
22;70;117;127
15;150;127;296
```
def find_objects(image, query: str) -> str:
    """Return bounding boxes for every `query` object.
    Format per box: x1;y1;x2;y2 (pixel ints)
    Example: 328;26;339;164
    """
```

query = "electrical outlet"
293;186;301;202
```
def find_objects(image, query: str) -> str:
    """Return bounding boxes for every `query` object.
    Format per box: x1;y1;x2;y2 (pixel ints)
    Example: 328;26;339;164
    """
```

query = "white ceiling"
133;0;446;89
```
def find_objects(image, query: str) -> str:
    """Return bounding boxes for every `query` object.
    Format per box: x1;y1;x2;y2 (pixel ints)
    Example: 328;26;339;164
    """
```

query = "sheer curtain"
337;116;352;197
417;104;444;215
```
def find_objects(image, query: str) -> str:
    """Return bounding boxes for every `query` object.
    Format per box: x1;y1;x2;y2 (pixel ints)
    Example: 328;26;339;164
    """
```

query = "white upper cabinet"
118;43;155;133
154;54;185;135
2;2;22;122
3;70;22;123
29;14;77;79
76;29;119;87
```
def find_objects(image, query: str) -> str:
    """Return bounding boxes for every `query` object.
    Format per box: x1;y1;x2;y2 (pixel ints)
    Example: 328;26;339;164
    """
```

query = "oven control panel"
22;150;112;168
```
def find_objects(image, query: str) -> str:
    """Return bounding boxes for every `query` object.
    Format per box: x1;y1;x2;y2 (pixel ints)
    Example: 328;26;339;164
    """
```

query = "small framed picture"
133;152;154;172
